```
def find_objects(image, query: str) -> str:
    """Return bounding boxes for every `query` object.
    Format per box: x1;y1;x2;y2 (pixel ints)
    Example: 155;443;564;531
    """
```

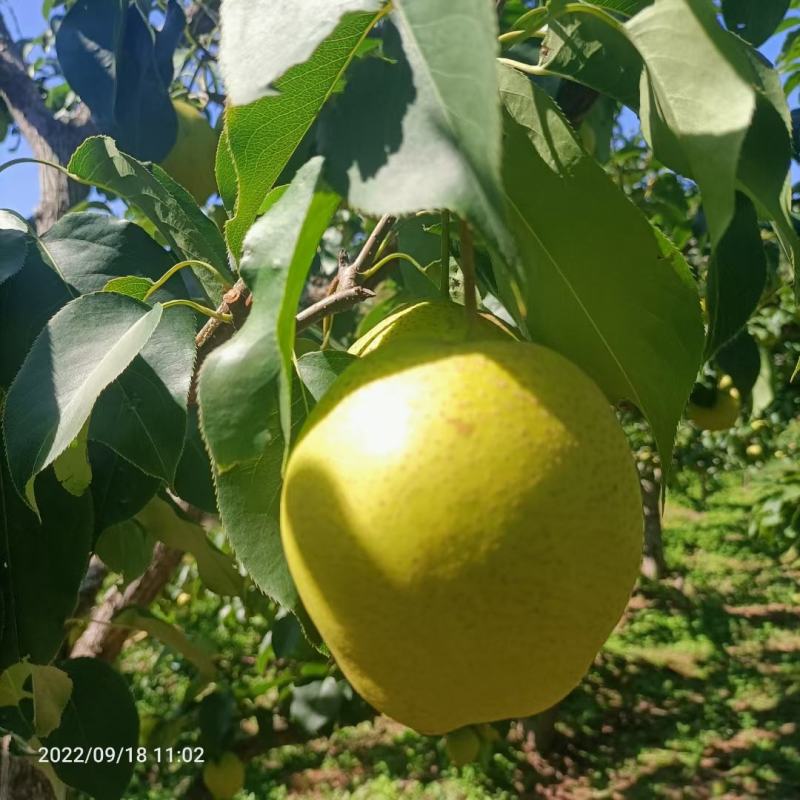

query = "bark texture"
0;13;94;233
639;460;666;580
70;543;184;661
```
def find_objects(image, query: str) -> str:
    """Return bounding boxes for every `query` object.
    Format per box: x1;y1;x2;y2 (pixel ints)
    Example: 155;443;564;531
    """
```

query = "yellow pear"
202;752;245;800
687;383;740;432
160;99;219;204
281;340;643;734
349;300;513;356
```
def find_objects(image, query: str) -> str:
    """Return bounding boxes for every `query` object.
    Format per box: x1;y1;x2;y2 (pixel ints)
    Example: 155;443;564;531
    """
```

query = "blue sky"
0;0;795;219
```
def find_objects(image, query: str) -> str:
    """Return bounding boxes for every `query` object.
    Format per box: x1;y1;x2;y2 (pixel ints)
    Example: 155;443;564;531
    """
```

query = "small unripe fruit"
687;383;740;432
445;727;481;766
746;444;763;459
202;752;245;800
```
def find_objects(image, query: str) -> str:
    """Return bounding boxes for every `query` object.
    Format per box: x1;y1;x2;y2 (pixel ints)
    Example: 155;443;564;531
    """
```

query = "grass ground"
123;473;800;799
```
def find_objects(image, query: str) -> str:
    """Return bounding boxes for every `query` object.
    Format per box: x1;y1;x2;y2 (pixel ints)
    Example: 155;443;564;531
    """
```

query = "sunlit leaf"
497;66;704;470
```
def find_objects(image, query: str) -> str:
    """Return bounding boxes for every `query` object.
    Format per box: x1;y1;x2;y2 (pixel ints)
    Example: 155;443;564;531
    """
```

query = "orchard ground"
118;461;800;800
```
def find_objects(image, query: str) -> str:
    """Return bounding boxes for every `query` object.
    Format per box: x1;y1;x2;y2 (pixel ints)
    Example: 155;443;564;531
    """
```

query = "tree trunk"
639;462;666;580
0;13;94;233
0;739;55;800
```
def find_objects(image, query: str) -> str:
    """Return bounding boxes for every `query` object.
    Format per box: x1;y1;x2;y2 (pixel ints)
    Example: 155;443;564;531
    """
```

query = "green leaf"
56;0;178;161
539;11;642;109
297;351;357;402
211;426;293;606
722;0;790;47
627;0;757;246
115;607;217;680
589;0;653;12
55;0;126;131
3;293;163;504
290;677;350;735
89;442;161;534
0;662;73;738
103;276;155;300
136;498;243;597
716;329;762;399
0;212;186;391
67;137;233;300
53;420;92;497
220;0;384;105
538;2;799;277
173;408;217;514
736;70;800;286
95;519;155;585
0;466;93;671
222;11;380;260
42;213;179;299
705;193;766;358
200;157;338;469
89;308;196;483
322;1;514;260
214;126;237;214
199;158;338;609
497;66;704;470
0;211;29;287
44;658;138;800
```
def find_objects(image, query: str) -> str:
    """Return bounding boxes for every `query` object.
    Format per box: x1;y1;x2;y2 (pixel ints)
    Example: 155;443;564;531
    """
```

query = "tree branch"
70;543;184;661
0;12;95;232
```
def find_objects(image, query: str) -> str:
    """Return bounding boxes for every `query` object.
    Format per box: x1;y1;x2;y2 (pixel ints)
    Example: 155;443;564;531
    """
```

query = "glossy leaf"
44;658;138;800
705;193;766;358
220;0;383;105
222;11;379;259
0;465;93;671
200;157;338;468
89;308;196;483
42;213;177;297
322;1;514;260
0;212;183;390
173;408;217;514
498;67;704;469
67;137;232;300
627;0;756;246
56;0;178;161
539;12;642;109
103;276;154;300
722;0;790;47
136;498;243;598
55;0;126;130
214;126;237;214
3;292;163;503
89;442;161;535
0;211;28;287
199;158;338;608
590;0;653;12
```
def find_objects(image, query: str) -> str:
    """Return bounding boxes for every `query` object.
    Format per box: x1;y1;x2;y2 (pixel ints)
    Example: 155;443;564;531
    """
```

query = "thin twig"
295;216;398;333
347;214;397;284
296;286;376;333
